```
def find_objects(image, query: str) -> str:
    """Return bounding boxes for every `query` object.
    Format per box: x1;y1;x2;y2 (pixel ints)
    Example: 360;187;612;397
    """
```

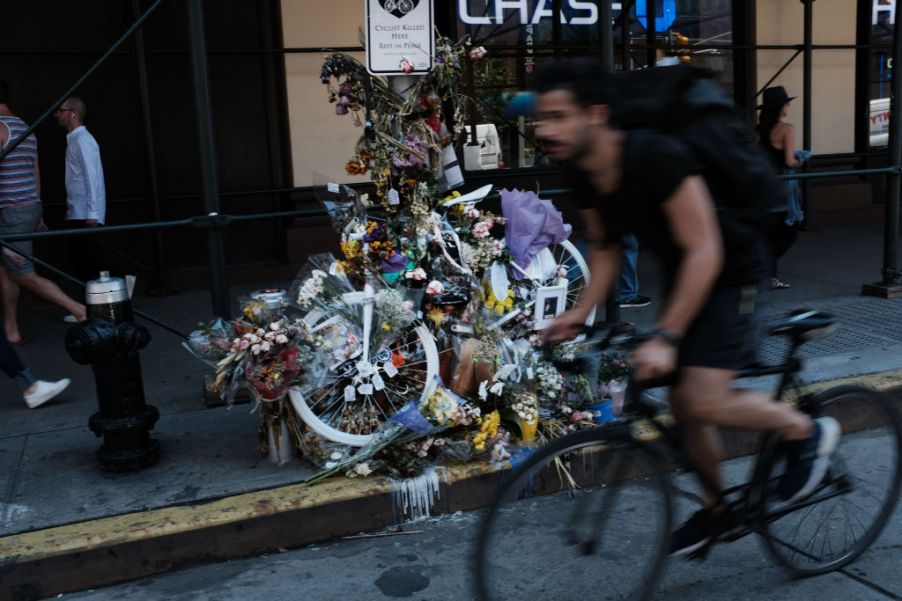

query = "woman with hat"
757;85;808;290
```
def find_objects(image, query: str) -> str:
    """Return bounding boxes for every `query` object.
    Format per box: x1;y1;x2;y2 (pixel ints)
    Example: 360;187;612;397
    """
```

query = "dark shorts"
0;202;41;275
678;284;762;371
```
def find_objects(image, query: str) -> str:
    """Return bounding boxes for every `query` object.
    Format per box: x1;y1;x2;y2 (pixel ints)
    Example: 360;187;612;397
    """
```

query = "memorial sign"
365;0;435;75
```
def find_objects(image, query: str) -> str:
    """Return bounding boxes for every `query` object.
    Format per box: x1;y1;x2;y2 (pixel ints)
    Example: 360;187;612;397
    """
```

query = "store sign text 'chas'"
458;0;600;25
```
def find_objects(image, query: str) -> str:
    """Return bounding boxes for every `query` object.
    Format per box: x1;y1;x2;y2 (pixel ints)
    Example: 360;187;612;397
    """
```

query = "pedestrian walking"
1;324;71;408
56;96;105;293
757;86;807;290
0;82;86;344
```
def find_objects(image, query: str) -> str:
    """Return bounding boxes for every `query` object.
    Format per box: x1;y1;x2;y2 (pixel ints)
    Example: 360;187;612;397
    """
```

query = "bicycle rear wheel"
474;428;672;601
760;385;902;575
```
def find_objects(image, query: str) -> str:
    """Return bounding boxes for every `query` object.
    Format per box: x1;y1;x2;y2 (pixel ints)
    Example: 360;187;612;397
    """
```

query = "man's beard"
542;130;592;169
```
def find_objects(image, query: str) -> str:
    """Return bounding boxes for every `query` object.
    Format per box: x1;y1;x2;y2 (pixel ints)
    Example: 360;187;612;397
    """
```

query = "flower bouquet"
598;352;632;415
186;300;319;463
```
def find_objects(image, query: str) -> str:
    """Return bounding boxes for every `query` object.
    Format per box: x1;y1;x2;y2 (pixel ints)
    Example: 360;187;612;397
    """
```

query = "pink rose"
468;46;487;61
400;59;415;74
426;280;444;295
471;221;492;238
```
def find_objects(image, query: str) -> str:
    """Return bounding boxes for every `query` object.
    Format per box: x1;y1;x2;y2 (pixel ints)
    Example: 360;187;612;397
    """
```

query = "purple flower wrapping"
500;188;572;271
380;253;409;274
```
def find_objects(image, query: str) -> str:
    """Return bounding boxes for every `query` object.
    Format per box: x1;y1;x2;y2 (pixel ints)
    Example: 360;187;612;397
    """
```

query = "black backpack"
610;64;786;223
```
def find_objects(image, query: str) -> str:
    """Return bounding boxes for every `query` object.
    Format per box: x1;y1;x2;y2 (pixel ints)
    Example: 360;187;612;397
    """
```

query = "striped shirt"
0;115;39;208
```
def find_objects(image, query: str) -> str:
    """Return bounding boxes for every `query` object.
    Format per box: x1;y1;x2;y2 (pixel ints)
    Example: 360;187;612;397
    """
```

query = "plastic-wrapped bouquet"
598;351;631;384
598;352;631;415
290;253;355;313
186;308;318;406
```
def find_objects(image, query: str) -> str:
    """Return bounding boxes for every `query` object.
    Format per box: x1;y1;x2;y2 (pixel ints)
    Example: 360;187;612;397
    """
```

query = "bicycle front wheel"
474;428;672;601
761;385;902;575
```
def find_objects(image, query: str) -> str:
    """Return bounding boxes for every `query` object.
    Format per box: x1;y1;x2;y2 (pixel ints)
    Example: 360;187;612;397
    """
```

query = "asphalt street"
64;425;902;601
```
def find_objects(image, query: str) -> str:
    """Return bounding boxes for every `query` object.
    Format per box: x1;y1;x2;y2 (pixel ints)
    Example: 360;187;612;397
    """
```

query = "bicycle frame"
594;334;845;552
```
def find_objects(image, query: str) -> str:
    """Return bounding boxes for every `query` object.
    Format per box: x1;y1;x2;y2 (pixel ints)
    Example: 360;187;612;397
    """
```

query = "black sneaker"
619;295;652;308
778;417;841;502
668;508;714;557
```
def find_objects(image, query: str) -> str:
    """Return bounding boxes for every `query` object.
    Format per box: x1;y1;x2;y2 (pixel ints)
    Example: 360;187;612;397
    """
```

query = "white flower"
478;380;489;401
352;462;372;477
270;322;281;331
251;344;261;355
260;341;272;353
275;334;289;344
256;328;265;337
489;382;504;396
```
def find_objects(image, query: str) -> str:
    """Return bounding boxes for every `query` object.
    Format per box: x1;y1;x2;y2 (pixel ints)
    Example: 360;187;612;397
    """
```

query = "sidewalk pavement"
1;220;901;597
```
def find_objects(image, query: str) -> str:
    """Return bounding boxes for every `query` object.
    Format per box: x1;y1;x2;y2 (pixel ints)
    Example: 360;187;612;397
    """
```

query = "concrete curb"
2;370;901;600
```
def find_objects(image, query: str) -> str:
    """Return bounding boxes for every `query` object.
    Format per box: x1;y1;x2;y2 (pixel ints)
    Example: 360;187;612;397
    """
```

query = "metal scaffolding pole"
598;0;620;324
645;0;656;68
187;0;230;317
801;0;814;152
620;0;635;72
864;1;902;298
131;0;172;295
598;0;614;73
801;0;814;229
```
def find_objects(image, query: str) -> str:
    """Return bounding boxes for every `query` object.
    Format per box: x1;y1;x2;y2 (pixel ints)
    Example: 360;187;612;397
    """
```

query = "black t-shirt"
571;130;766;292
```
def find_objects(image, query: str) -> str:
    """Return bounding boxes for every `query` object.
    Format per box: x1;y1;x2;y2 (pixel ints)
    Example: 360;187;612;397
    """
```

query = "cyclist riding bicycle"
536;60;840;556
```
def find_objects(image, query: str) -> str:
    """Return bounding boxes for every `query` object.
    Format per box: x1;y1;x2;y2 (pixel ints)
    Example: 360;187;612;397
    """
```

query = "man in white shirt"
56;96;105;283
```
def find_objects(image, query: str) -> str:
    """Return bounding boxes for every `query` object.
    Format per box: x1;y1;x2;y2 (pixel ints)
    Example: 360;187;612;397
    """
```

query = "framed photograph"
534;285;567;330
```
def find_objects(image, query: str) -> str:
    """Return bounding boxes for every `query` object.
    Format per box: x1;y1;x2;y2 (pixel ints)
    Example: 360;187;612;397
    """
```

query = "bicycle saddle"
768;309;837;341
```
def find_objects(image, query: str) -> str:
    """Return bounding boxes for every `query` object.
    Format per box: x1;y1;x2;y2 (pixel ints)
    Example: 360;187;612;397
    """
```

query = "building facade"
1;1;895;284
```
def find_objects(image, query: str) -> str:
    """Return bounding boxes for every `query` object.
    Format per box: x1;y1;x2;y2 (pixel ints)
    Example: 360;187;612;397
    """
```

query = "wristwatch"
651;328;683;347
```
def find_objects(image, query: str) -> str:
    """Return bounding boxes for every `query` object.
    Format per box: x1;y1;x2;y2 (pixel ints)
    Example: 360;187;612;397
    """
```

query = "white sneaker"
62;314;79;323
24;379;71;409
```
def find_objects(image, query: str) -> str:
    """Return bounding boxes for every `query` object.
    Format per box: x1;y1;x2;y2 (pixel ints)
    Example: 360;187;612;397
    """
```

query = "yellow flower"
426;307;446;327
340;240;361;259
382;322;391;331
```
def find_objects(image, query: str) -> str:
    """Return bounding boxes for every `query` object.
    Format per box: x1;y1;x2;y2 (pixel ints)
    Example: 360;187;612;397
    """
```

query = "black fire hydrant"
65;271;160;472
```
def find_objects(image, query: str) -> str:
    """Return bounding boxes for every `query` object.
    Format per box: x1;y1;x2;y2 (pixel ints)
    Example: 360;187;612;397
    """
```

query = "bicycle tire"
759;384;902;576
474;427;673;601
489;240;594;332
289;322;439;447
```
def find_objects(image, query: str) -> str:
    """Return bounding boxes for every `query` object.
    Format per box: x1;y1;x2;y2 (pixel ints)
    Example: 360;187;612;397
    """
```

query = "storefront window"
867;0;895;148
450;1;734;172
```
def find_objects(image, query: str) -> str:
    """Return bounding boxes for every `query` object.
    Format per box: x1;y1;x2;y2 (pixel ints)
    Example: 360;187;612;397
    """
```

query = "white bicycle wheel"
491;239;594;330
290;322;439;447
